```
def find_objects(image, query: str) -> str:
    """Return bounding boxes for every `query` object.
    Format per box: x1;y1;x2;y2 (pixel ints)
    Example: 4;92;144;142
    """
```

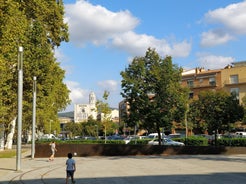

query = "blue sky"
57;0;246;112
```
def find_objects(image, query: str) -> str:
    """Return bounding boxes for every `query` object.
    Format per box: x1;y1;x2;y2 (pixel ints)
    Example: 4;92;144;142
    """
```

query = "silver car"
148;138;185;146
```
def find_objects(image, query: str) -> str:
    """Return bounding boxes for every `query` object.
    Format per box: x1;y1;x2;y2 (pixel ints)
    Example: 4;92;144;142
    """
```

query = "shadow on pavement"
4;172;246;184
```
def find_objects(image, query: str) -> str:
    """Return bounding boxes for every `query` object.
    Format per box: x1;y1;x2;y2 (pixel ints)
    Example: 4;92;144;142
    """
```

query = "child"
66;153;76;184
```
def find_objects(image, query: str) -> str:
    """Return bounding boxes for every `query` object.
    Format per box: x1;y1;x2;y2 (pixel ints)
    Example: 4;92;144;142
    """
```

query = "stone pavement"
0;148;246;184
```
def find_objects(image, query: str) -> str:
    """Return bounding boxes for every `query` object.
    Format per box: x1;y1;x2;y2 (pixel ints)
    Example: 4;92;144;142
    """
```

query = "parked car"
83;136;97;140
235;132;246;138
124;136;139;144
148;138;185;146
39;134;58;140
106;134;124;140
147;133;165;139
167;133;183;139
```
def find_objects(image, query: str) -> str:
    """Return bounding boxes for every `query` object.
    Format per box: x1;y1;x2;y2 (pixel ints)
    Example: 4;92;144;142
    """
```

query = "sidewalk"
0;148;246;184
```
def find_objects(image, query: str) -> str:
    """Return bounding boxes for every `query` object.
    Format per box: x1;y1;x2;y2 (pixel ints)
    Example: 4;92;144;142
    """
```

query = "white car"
148;138;185;146
39;134;58;140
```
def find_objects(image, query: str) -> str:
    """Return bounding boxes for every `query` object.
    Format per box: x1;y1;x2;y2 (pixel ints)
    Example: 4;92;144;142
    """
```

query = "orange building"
181;67;222;99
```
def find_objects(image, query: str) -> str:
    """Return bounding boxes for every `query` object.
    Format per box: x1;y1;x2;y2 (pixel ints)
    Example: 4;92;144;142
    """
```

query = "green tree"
188;99;208;134
242;95;246;124
96;91;115;141
19;0;70;134
0;0;70;146
120;48;189;144
0;0;29;145
189;90;244;144
82;116;100;137
64;122;82;138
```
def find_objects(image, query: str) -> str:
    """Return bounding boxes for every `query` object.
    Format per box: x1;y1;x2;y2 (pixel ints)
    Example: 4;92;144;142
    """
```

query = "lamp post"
50;120;52;134
95;125;98;139
17;46;23;171
31;76;37;159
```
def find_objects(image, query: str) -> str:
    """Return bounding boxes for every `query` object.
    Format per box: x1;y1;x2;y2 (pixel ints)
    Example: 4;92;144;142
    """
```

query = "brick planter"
35;144;246;158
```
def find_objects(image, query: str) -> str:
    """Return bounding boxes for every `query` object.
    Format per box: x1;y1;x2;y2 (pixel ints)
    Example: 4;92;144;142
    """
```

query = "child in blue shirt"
66;152;76;184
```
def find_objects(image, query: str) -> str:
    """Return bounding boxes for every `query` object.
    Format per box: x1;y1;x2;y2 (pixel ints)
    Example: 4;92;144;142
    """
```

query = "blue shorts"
66;170;75;178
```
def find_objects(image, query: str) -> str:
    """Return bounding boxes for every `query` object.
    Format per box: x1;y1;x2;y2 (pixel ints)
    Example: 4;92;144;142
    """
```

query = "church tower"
89;91;97;120
89;91;96;107
74;91;97;123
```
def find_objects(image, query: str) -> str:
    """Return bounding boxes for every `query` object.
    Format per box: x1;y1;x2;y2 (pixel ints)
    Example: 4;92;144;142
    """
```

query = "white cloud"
200;29;234;47
54;49;64;62
112;31;191;58
65;0;139;46
201;1;246;47
205;1;246;34
65;80;90;104
65;0;191;58
54;48;74;75
97;80;119;91
197;53;235;69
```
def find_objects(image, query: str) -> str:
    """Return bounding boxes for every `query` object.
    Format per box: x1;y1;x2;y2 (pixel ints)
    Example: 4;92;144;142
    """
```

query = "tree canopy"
0;0;70;140
188;90;244;135
120;48;189;143
96;91;116;139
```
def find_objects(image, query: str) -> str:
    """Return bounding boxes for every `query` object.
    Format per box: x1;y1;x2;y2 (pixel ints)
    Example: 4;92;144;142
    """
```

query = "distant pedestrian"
66;152;76;184
48;141;57;161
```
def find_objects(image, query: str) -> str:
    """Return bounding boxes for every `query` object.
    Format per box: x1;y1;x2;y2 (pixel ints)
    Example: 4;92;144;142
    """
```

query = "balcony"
224;78;246;86
187;82;217;89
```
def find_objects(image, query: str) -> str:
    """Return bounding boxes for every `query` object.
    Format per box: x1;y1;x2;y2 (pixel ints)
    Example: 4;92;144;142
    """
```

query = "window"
209;77;216;86
187;80;194;87
230;75;238;84
189;92;194;99
230;88;239;99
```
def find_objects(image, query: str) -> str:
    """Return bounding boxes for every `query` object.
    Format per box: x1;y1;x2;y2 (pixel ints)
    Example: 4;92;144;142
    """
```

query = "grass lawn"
0;149;16;158
0;149;29;158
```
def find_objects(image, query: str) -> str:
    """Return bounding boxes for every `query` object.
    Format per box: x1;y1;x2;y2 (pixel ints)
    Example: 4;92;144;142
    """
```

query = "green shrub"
35;137;246;146
35;139;125;144
174;136;208;146
217;138;246;146
128;139;151;145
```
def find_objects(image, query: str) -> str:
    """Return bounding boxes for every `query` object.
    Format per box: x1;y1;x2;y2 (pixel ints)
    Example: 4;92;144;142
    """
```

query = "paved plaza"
0;149;246;184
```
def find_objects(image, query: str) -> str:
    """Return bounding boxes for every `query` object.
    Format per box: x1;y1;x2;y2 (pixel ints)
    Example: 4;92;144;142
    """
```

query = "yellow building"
221;61;246;104
181;61;246;103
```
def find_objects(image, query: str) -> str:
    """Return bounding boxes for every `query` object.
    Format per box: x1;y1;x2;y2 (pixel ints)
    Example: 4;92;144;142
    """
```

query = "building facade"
181;67;222;99
181;61;246;103
74;92;97;123
221;61;246;103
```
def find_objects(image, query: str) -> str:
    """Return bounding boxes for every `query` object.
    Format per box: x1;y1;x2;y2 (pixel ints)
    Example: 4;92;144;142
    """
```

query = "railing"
187;82;217;88
223;78;246;85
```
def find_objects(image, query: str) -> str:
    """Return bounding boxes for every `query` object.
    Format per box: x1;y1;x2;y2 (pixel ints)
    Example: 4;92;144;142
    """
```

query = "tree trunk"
0;123;4;151
5;117;16;149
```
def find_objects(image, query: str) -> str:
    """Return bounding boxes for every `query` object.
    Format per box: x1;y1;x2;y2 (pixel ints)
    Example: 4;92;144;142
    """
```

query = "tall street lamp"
31;76;37;159
17;46;23;171
95;125;98;139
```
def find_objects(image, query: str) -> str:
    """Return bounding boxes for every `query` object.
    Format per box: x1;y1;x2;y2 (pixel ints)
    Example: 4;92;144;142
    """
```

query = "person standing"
49;141;57;161
66;152;76;184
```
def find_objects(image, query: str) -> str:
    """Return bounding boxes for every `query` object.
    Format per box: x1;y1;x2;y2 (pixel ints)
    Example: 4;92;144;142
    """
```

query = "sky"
56;0;246;112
